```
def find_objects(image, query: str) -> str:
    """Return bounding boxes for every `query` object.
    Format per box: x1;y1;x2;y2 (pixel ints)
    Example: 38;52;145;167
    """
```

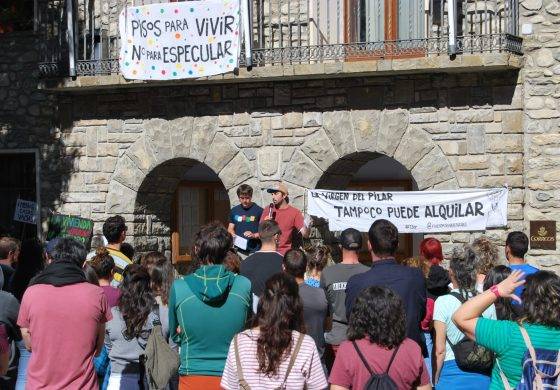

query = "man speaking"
260;182;311;255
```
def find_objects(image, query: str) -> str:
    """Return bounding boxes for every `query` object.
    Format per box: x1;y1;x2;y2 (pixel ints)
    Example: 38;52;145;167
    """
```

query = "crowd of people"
0;181;558;390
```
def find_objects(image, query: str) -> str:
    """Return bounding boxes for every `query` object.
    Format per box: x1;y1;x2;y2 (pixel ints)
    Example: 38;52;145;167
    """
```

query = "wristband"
490;285;501;298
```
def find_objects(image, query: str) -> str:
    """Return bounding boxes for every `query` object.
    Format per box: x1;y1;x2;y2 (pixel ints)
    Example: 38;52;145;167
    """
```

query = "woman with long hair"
221;273;327;389
329;286;430;389
483;265;519;321
433;245;495;389
105;264;165;390
11;238;45;390
471;236;500;293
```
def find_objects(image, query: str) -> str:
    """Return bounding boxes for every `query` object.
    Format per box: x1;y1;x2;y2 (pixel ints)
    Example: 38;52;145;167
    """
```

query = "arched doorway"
316;152;422;263
134;158;229;262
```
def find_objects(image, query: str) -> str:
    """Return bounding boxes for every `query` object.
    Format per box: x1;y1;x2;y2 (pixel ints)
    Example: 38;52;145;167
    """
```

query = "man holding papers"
228;184;263;259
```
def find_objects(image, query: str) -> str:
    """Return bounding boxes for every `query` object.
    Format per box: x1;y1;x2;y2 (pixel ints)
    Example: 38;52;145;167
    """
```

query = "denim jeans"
15;339;31;390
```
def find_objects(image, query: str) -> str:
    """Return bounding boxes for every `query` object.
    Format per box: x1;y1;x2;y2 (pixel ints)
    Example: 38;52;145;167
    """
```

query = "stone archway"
281;108;459;195
106;117;255;256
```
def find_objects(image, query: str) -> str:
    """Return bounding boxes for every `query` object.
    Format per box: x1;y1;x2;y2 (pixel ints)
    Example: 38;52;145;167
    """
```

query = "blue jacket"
345;259;427;355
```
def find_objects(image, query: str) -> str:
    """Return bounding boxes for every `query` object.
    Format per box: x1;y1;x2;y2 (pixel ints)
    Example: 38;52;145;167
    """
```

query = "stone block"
232;113;251;126
505;154;523;174
283;112;303;129
190;116;218;161
106;181;137;214
377;109;409;157
467;125;486;154
257;146;281;177
457;155;489;170
393;127;434;170
300;130;339;171
455;109;494;123
204;133;239;173
282;150;323;188
219;153;253;189
322;111;356;157
303;112;322;127
501;111;523;133
144;119;172;165
351;110;379;153
438;141;467;155
486;135;523;153
412;148;454;189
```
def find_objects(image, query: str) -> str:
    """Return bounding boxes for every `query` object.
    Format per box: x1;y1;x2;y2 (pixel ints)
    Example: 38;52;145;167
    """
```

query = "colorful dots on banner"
190;7;194;12
160;8;164;13
173;71;177;76
188;70;193;75
175;33;181;39
174;9;179;14
161;70;166;75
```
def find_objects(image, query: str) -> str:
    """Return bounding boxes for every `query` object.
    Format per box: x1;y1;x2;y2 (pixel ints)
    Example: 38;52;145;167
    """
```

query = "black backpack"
352;341;400;390
446;292;494;374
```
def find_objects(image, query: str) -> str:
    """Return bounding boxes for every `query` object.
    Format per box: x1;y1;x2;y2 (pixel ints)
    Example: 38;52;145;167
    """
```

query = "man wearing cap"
260;182;311;256
320;228;369;357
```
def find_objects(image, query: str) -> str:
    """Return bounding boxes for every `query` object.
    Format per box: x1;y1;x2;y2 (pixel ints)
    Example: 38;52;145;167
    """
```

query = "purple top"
101;285;121;308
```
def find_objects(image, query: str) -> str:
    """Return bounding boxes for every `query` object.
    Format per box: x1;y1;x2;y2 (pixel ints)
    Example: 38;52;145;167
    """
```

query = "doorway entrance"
171;163;230;263
316;152;422;263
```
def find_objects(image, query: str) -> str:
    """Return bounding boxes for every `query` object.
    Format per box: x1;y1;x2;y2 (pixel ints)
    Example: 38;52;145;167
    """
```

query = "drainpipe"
66;0;76;77
448;0;457;55
241;0;252;68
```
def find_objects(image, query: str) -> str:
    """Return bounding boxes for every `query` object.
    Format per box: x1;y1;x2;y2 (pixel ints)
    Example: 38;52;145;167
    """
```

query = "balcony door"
345;0;426;58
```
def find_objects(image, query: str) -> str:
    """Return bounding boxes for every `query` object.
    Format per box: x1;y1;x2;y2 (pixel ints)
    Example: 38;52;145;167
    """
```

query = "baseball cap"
266;182;289;195
45;237;61;256
340;228;362;250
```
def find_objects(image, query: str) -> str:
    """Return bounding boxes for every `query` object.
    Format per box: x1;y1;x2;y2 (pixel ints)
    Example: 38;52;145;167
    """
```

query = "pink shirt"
221;330;327;390
17;282;112;390
329;338;430;390
260;205;304;255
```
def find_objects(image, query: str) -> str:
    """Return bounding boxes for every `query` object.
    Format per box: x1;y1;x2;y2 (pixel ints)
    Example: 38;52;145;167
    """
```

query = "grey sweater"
105;305;170;374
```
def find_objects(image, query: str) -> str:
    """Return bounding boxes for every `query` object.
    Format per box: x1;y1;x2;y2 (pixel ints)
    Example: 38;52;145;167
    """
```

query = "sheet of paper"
234;235;248;250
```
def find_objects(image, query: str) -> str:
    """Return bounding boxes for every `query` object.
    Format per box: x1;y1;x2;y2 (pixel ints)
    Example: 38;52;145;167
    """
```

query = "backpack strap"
496;359;514;390
352;341;373;375
234;335;251;390
352;341;401;376
518;325;560;381
280;333;305;387
385;344;401;374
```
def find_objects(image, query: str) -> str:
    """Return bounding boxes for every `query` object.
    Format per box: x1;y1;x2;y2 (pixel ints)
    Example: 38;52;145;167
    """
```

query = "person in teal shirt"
169;223;251;389
453;270;560;389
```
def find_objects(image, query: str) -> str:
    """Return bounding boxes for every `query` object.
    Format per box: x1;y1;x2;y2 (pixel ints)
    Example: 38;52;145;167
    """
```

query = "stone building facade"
0;0;559;271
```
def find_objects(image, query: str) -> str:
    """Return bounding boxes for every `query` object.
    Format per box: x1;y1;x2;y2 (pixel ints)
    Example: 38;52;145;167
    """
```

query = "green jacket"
169;265;251;376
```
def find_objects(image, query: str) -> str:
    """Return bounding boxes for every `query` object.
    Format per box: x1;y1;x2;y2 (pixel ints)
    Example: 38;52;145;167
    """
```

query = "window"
0;0;34;34
0;151;38;240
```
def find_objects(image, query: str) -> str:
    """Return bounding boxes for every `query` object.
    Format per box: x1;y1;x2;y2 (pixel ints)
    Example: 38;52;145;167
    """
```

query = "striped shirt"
221;329;328;390
476;318;560;389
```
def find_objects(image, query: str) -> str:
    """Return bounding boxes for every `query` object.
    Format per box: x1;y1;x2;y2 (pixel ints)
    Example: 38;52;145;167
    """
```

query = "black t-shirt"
239;251;283;297
229;203;263;252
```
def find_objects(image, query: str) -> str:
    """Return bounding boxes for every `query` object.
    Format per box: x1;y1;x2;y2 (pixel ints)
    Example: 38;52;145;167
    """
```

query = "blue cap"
45;237;61;256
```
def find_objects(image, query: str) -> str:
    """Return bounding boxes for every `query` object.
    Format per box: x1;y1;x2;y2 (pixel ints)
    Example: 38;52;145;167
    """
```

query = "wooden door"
347;180;413;264
171;182;230;263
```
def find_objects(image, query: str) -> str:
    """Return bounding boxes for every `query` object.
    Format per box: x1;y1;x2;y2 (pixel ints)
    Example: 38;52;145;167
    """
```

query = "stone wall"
53;71;530;266
519;0;560;269
0;32;67;231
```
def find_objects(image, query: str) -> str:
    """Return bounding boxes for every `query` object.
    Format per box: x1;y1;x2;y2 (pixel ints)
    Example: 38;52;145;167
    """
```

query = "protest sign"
307;188;508;233
13;199;38;224
119;0;240;80
46;214;94;247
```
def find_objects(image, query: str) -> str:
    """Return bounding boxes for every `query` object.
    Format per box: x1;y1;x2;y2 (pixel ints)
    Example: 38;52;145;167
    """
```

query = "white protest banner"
307;188;508;233
13;199;38;225
119;0;240;80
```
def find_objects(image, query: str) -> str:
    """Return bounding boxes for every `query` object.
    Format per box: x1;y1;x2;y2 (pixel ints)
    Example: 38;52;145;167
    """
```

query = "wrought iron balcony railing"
37;0;523;78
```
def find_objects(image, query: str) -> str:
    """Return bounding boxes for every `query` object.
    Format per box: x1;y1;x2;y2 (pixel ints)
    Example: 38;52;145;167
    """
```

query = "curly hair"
253;273;305;376
402;257;430;278
90;247;115;280
522;271;560;328
118;264;156;339
471;236;499;276
347;286;406;349
303;244;332;273
449;245;477;295
483;265;518;321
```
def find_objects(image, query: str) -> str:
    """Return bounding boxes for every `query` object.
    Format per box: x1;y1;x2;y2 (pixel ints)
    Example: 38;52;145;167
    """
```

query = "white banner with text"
307;188;508;233
119;0;240;80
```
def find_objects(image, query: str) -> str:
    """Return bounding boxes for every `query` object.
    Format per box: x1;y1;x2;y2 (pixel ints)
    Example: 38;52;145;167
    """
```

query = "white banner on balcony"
307;188;508;233
119;0;240;80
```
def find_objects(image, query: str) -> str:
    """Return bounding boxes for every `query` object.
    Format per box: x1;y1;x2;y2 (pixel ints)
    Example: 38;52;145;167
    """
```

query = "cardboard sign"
530;221;556;250
308;188;508;233
46;214;94;248
13;199;38;224
119;0;240;80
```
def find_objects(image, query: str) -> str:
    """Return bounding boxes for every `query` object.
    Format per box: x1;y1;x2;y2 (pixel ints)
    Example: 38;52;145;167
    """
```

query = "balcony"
36;0;523;88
